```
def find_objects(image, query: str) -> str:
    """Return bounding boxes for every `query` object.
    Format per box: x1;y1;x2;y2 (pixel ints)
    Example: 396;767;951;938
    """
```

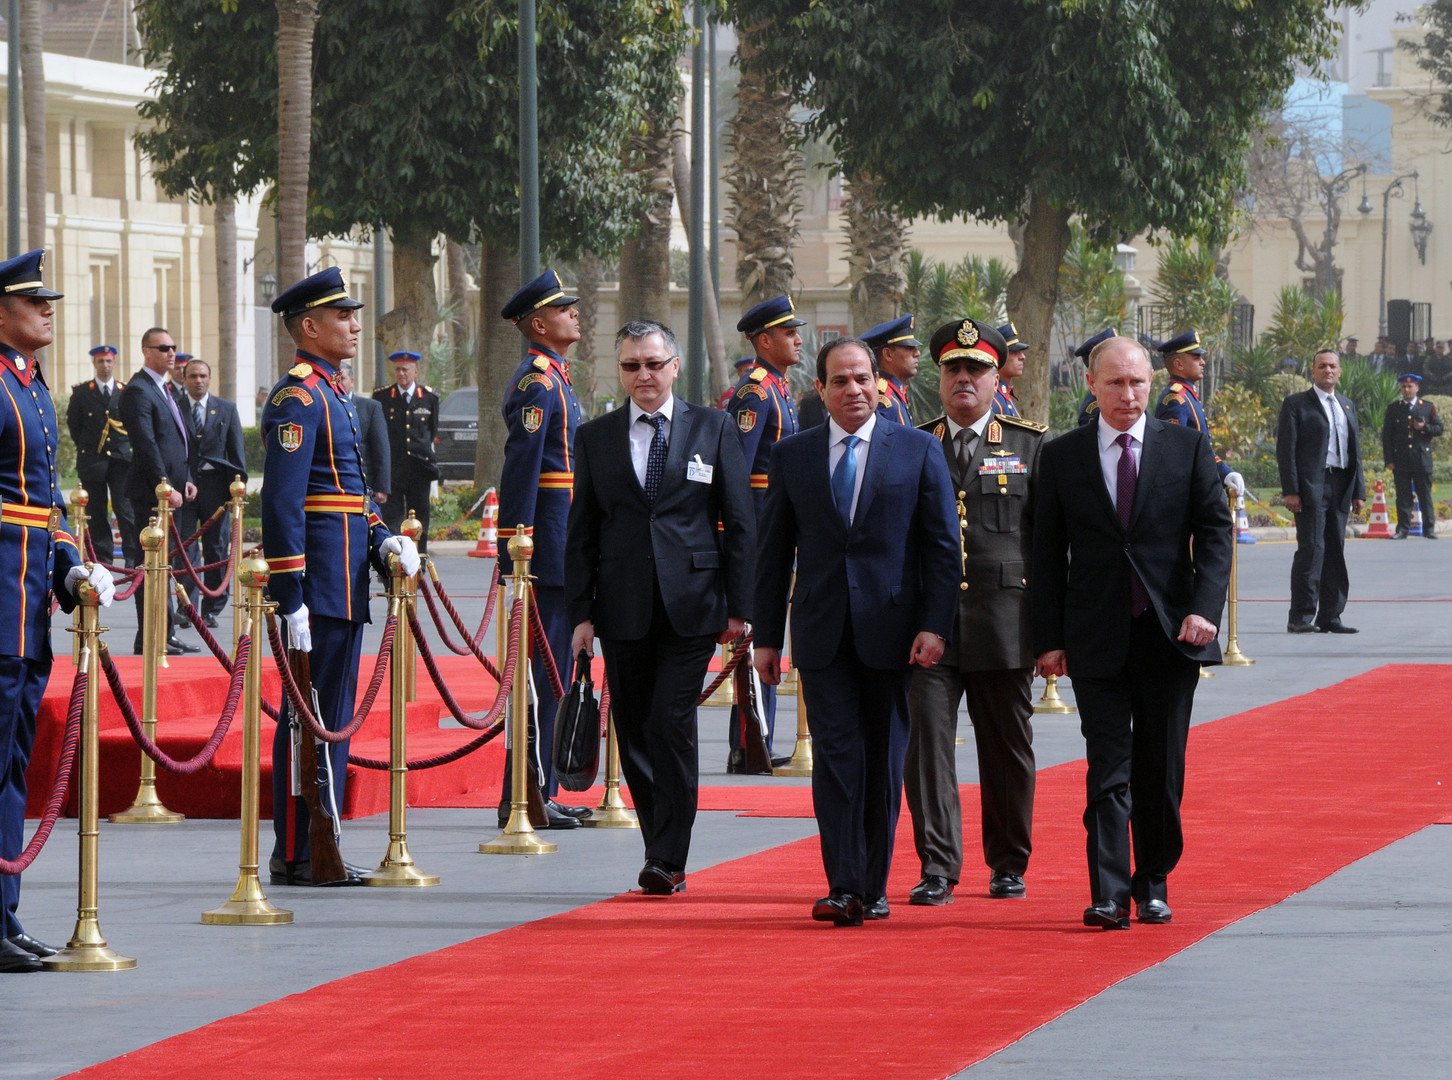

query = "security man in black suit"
66;344;133;558
906;319;1046;907
373;350;439;551
340;362;391;504
1382;372;1443;538
1276;349;1367;633
566;320;755;895
181;358;246;626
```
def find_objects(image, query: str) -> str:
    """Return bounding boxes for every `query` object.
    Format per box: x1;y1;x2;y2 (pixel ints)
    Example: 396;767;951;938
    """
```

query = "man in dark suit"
181;358;246;626
1381;372;1442;538
1276;349;1367;633
373;351;439;551
66;344;133;558
754;337;959;926
1032;335;1232;930
340;362;391;504
118;326;198;655
906;319;1046;907
566;320;755;895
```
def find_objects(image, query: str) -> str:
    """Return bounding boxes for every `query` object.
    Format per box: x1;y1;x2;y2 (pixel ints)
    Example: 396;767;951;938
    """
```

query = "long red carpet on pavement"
70;665;1452;1079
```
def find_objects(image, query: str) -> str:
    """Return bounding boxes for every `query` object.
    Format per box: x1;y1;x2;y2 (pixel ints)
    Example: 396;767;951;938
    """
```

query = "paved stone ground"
4;535;1448;1079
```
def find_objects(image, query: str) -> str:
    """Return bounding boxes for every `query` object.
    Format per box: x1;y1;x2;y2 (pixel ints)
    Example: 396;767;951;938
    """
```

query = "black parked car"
436;387;478;481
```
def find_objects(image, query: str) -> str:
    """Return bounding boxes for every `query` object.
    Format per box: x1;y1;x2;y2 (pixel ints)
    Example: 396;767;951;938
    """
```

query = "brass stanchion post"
43;576;136;971
110;481;184;823
1222;489;1255;666
364;548;440;885
1033;674;1076;715
203;560;293;925
583;710;639;829
70;485;88;670
704;640;735;707
480;530;557;855
401;511;422;703
773;630;813;776
230;475;247;653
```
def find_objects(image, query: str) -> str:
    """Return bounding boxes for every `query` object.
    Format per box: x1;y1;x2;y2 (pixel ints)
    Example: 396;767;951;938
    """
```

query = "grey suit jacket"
353;393;392;495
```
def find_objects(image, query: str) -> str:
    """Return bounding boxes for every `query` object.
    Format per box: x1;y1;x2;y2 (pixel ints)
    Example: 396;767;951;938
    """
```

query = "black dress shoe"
908;874;955;906
1136;898;1173;924
1316;621;1359;634
638;859;686;895
988;872;1027;898
0;938;42;973
812;889;864;926
864;896;890;921
167;636;201;653
770;754;793;769
203;614;220;628
545;804;582;829
1393;529;1409;539
1083;899;1130;930
268;856;363;887
548;800;592;820
9;932;58;958
1286;622;1316;634
1424;531;1438;539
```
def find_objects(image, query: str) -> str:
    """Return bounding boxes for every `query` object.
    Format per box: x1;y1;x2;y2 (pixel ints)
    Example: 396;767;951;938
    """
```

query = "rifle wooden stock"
288;648;349;885
734;653;774;775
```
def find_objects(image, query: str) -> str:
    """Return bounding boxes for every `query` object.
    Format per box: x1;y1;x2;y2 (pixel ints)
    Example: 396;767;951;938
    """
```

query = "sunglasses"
618;357;677;373
147;343;177;352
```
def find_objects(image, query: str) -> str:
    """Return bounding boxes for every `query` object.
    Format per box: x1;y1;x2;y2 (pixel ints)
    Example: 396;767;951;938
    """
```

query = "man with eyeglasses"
566;320;754;895
118;327;199;654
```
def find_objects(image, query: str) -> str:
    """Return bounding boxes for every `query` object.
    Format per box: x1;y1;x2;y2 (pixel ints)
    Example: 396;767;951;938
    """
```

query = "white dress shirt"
827;412;877;522
628;394;676;488
1097;414;1147;507
1315;387;1348;468
944;411;992;475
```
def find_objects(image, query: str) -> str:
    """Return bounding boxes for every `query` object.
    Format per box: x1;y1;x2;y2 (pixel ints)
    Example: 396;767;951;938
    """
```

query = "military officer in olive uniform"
993;322;1027;417
498;268;590;828
66;344;133;558
862;314;921;426
1076;327;1118;427
1382;372;1443;537
1154;330;1246;498
373;350;440;551
261;267;419;885
905;318;1045;907
725;294;805;768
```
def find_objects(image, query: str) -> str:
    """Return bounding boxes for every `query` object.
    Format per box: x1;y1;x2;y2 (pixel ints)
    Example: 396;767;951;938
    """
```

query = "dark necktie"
641;413;667;503
1116;433;1149;616
957;429;977;476
101;384;111;405
832;434;862;526
193;401;204;431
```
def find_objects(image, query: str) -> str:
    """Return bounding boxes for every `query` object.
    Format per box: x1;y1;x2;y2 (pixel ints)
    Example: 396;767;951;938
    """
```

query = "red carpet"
70;665;1452;1079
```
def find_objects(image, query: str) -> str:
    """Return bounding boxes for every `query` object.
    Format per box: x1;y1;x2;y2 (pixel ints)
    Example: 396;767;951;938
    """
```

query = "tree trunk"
20;0;45;251
444;237;469;374
275;0;318;382
575;251;600;410
474;237;518;488
843;171;906;332
379;224;438;360
617;117;674;326
1004;191;1072;424
215;197;238;402
672;115;729;397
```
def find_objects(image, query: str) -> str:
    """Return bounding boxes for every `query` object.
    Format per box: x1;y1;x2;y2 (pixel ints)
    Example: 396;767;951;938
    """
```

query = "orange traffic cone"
468;487;500;558
1364;478;1394;538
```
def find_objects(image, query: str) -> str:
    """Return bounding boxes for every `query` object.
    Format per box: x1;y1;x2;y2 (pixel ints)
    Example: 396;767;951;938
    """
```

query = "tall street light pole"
687;3;707;404
7;0;20;257
518;0;540;283
1361;170;1419;339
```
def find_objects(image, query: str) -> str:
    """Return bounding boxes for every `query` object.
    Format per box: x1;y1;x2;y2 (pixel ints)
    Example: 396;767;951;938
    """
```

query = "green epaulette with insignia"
532;356;551;372
289;362;312;378
748;366;767;382
998;414;1048;433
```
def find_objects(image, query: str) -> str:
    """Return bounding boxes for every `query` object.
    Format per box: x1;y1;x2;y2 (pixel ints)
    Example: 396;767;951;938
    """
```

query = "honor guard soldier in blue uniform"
67;344;133;557
261;267;419;886
498;268;590;828
1381;373;1443;537
1154;330;1246;497
862;314;921;426
0;250;114;971
373;350;440;551
993;322;1027;417
726;294;804;769
1075;327;1118;426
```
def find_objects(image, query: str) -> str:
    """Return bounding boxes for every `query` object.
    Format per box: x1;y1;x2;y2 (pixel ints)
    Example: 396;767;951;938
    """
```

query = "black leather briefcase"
553;650;601;791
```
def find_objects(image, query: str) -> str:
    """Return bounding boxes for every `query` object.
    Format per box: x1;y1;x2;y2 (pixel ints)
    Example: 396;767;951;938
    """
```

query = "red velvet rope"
405;600;518;731
174;593;281;721
0;660;85;874
528;590;566;702
174;502;229;549
699;633;752;703
265;612;396;744
98;637;249;774
417;572;502;679
471;562;502;649
169;519;236;596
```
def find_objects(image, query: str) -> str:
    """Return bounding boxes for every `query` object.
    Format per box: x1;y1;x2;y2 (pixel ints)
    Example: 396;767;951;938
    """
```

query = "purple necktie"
1116;433;1149;616
162;381;189;447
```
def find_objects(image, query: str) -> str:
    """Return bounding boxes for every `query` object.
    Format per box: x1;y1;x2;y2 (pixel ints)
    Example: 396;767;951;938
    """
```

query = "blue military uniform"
1154;331;1234;482
0;250;81;958
498;269;584;806
863;315;921;427
992;322;1027;418
260;268;390;872
1074;327;1118;427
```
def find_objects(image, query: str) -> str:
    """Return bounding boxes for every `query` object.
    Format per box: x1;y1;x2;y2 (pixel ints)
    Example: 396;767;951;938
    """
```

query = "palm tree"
843;170;907;332
275;0;319;379
21;0;45;252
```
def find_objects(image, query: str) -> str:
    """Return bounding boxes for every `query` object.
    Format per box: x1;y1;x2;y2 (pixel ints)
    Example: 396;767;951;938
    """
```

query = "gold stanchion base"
1222;647;1255;666
1199;667;1215;679
201;872;294;924
772;736;813;777
1033;677;1076;715
42;945;136;972
582;806;640;829
479;808;558;854
363;843;441;886
108;787;185;824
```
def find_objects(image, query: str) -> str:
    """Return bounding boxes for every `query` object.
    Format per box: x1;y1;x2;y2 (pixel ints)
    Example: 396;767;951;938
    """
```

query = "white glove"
284;604;312;653
65;564;116;608
380;535;421;578
1224;471;1246;497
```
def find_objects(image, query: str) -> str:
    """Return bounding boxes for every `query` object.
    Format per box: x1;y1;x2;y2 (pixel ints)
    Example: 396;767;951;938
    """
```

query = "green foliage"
1048;388;1082;435
900;249;1013;419
1402;2;1452;133
50;393;77;482
1335;357;1401;433
1151;239;1237;356
243;426;266;476
1260;286;1343;365
1208;383;1271;462
1053;223;1126;354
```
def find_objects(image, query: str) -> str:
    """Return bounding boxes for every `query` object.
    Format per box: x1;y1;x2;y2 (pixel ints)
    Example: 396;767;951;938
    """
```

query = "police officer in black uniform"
66;344;133;558
373;350;440;552
1382;372;1443;537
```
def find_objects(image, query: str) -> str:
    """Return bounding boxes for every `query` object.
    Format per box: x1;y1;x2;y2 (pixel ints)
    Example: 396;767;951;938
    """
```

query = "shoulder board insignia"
998;414;1048;433
737;410;758;434
748;367;767;382
116;379;125;388
1166;417;1183;425
518;371;555;392
987;420;1003;444
289;362;312;378
931;422;946;439
877;377;890;394
532;356;551;372
736;383;768;401
271;385;314;408
1163;392;1186;406
1168;382;1185;394
425;385;434;393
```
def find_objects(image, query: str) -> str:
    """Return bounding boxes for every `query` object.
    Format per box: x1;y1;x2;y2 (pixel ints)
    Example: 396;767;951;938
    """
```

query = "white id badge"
686;454;714;484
